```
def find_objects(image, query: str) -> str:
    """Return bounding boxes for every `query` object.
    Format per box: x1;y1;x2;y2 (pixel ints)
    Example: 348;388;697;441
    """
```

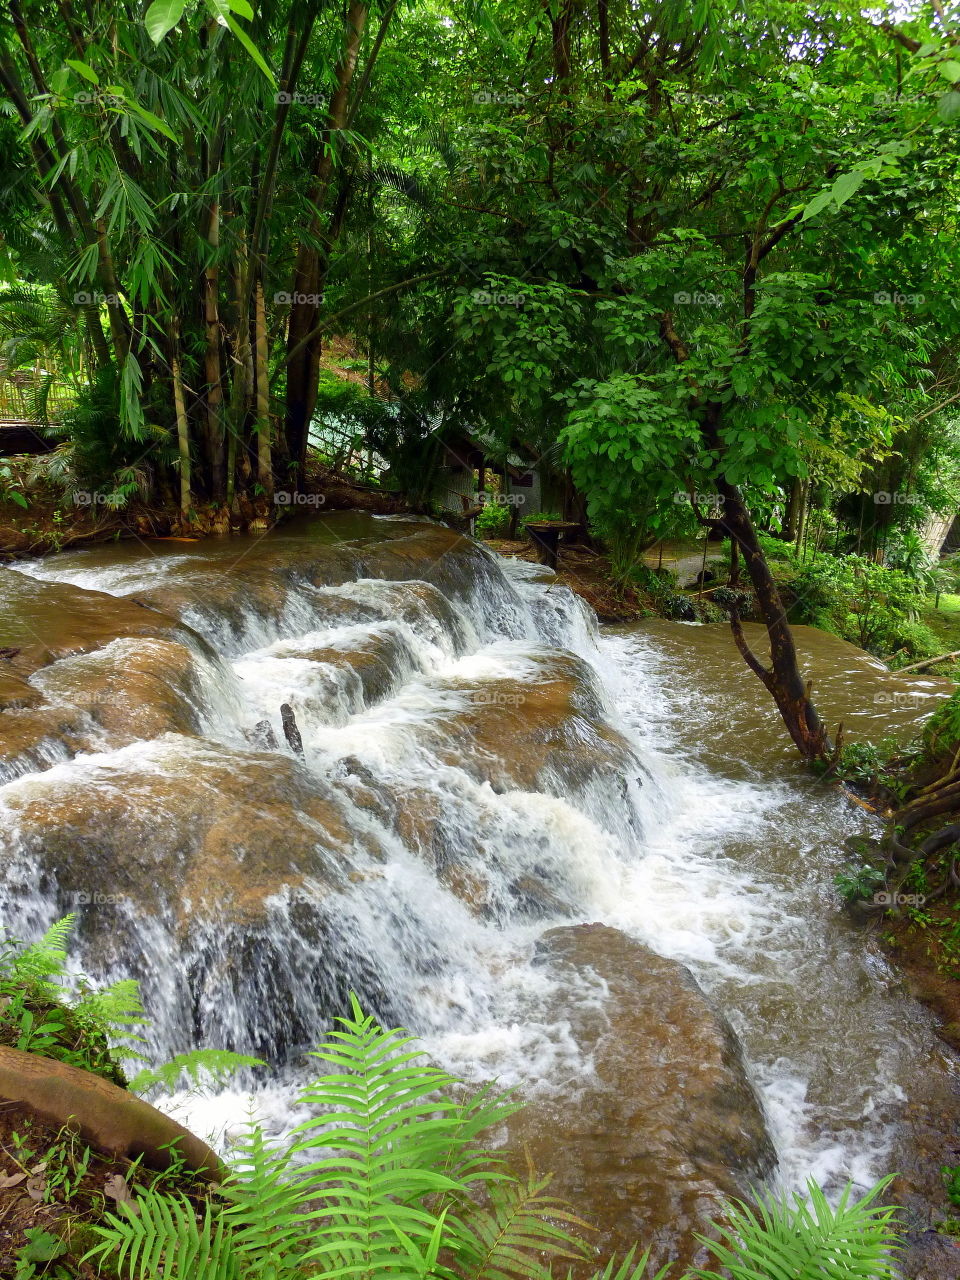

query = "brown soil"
0;455;408;562
483;536;653;621
882;910;960;1055
0;1098;209;1279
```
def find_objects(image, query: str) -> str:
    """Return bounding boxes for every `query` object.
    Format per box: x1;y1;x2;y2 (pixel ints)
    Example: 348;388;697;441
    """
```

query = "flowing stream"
0;513;956;1272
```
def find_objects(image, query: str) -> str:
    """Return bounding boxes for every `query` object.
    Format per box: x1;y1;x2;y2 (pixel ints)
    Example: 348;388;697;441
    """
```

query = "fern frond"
84;1193;243;1280
128;1048;265;1097
75;977;146;1029
291;996;510;1276
449;1172;590;1280
688;1176;902;1280
10;915;75;993
583;1244;675;1280
218;1120;307;1272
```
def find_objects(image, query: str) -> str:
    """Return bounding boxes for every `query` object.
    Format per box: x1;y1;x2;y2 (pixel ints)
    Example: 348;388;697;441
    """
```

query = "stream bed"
1;513;958;1274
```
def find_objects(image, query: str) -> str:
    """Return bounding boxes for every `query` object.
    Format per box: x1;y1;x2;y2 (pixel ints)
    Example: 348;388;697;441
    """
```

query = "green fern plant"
688;1175;901;1280
86;997;670;1280
83;997;900;1280
0;917;259;1094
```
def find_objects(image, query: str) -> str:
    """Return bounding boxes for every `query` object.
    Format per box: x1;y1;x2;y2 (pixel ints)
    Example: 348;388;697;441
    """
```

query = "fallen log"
892;649;960;674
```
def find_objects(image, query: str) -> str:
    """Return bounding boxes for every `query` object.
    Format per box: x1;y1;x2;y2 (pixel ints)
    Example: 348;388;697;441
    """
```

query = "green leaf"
831;170;865;208
801;189;834;222
221;11;275;84
122;98;178;142
144;0;188;44
937;90;960;121
66;59;99;85
937;60;960;82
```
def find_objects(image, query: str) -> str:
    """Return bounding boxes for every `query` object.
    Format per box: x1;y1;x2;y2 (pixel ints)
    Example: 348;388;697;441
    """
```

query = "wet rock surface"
0;571;183;680
429;653;638;796
889;1059;960;1278
0;739;359;930
506;923;776;1275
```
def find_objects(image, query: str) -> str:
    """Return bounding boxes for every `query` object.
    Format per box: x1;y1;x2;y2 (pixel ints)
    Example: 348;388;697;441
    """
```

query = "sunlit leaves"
144;0;188;43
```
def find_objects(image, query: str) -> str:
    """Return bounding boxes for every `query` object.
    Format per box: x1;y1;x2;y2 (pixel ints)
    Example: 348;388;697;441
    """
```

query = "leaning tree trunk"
717;474;832;762
284;0;369;487
170;319;191;520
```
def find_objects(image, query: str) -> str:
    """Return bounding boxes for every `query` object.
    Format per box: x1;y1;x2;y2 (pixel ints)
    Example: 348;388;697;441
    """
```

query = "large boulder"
506;924;776;1275
0;737;359;929
425;653;640;797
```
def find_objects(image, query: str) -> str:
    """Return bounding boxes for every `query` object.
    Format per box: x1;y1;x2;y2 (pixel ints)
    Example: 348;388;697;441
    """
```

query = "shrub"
834;864;887;906
886;619;941;664
923;689;960;760
787;554;924;655
475;499;511;537
35;365;178;505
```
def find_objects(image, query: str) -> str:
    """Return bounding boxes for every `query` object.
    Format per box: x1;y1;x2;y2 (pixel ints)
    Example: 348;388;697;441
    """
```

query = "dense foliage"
1;0;959;753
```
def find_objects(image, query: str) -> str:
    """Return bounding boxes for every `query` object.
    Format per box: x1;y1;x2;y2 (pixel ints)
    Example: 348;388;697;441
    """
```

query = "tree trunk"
717;474;832;761
204;198;226;503
170;321;191;519
284;0;369;488
782;477;802;541
254;279;273;500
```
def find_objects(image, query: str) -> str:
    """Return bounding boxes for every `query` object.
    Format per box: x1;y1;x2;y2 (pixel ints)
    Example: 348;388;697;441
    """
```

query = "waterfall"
0;516;947;1262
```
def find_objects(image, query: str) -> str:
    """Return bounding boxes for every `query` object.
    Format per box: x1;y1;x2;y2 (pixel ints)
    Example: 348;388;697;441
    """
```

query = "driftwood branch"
893;649;960;674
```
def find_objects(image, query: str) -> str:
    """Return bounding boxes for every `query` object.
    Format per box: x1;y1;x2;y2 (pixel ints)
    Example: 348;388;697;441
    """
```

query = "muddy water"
0;516;958;1274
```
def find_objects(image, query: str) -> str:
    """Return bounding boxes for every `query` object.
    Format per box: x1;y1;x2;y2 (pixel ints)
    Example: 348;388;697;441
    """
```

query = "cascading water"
0;514;954;1273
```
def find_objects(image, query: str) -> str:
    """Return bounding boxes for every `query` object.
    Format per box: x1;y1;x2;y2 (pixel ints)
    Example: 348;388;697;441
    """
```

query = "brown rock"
0;571;182;681
506;924;775;1275
428;653;638;795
